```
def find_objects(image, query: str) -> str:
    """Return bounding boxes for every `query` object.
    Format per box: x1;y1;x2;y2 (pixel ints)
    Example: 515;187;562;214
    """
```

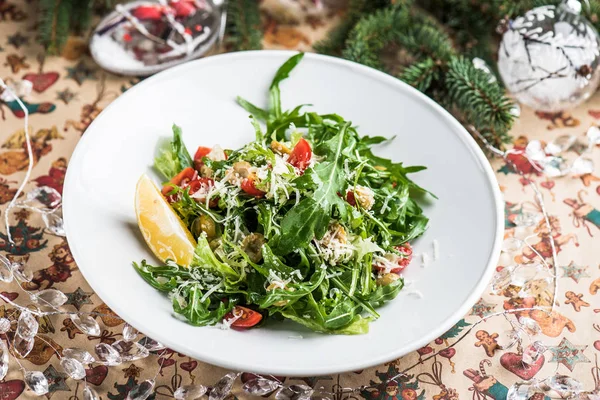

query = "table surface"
0;2;598;399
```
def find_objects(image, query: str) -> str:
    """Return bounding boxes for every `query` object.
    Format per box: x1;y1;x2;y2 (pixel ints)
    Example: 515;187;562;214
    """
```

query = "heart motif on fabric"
23;72;59;93
500;352;544;380
540;180;555;190
0;292;18;302
158;357;176;368
85;366;109;386
0;380;25;400
180;360;198;372
439;348;456;359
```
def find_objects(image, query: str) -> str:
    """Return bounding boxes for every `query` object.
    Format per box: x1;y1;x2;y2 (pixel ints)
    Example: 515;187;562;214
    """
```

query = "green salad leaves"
134;53;432;335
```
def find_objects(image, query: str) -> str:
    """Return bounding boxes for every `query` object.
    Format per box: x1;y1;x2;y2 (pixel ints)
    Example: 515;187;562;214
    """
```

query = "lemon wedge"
135;174;196;267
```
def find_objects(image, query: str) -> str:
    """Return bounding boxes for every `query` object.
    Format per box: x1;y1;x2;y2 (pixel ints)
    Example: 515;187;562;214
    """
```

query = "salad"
133;53;432;335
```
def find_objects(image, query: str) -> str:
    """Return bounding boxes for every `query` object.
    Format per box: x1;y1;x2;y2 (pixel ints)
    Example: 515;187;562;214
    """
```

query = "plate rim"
63;50;504;376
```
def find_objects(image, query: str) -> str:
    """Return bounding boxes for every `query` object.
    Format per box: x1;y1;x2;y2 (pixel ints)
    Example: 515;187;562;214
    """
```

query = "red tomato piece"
241;175;265;197
287;138;312;171
161;167;196;196
373;242;413;274
226;306;263;329
132;5;164;20
346;191;356;206
194;146;212;162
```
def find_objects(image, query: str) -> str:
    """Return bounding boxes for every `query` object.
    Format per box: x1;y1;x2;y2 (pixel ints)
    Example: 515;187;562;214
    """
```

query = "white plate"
63;51;503;376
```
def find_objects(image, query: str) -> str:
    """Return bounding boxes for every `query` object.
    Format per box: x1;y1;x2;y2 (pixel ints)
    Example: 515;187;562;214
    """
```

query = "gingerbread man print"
565;291;590;312
475;330;502;357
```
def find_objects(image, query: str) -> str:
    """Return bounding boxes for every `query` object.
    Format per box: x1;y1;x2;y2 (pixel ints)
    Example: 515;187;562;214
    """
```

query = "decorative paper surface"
0;2;598;398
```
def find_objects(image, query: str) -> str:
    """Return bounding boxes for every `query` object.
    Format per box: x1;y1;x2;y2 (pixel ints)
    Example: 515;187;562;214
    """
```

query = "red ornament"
194;24;203;32
132;5;164;20
123;33;132;42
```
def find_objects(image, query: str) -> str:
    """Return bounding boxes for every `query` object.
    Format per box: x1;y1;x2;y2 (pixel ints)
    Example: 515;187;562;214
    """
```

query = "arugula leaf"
133;260;193;292
193;235;240;281
269;52;304;118
172;124;193;170
236;96;269;121
275;122;352;254
172;284;233;326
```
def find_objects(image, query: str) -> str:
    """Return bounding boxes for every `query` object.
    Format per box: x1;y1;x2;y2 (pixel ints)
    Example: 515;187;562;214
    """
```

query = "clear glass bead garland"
498;0;600;112
0;68;597;400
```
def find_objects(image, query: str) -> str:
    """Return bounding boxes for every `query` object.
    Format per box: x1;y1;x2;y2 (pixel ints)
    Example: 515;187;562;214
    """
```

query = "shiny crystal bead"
42;212;65;237
14;333;34;357
243;378;280;396
0;339;9;380
545;374;583;396
32;289;68;308
497;329;520;350
587;125;600;145
0;317;11;334
24;186;62;208
83;386;100;400
518;317;541;336
507;383;535;400
522;341;546;365
24;370;49;395
525;140;545;162
70;314;101;336
12;262;32;282
174;384;208;399
545;135;577;155
502;238;523;253
60;357;86;380
95;343;122;366
17;311;38;339
275;385;314;400
122;323;137;342
127;379;155;400
112;340;149;362
491;266;515;294
511;264;541;287
0;255;13;283
571;156;595;175
541;156;570;177
209;373;238;400
513;212;541;227
63;348;95;364
139;337;166;352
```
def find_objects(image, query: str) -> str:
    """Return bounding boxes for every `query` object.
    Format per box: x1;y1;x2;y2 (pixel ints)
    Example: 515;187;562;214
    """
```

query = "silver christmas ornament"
498;0;600;111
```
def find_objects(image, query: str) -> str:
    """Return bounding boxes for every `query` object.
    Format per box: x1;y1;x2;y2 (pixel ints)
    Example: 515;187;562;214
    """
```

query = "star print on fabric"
56;88;77;104
6;32;29;49
65;61;97;85
561;261;590;283
64;287;93;310
122;364;143;379
547;337;590;372
43;365;70;396
470;298;496;318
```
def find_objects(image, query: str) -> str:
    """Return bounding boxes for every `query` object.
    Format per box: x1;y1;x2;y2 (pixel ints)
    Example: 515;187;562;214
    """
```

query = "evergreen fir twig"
224;0;262;51
338;4;516;147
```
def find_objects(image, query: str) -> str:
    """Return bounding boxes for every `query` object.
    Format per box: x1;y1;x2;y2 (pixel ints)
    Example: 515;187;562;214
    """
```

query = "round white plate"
63;51;503;376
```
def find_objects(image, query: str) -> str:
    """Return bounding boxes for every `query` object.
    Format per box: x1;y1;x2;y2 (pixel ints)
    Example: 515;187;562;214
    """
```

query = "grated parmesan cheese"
433;239;439;260
421;253;430;268
200;281;223;302
315;222;355;266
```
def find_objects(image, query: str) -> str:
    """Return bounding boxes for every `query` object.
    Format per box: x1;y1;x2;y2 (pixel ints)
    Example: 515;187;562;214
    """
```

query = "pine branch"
341;5;410;70
38;0;57;51
399;58;439;92
314;0;394;55
55;0;73;52
445;57;515;146
71;0;93;34
224;0;262;51
398;25;455;62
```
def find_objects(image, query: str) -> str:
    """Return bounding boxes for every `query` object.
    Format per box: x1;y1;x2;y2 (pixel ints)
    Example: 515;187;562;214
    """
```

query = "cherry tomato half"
161;167;196;196
287;138;312;172
241;175;265;197
346;191;356;206
194;146;212;162
373;242;413;274
132;5;164;20
226;306;263;329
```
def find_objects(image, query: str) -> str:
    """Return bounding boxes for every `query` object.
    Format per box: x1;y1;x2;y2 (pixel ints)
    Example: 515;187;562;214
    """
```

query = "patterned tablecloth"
1;1;599;399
